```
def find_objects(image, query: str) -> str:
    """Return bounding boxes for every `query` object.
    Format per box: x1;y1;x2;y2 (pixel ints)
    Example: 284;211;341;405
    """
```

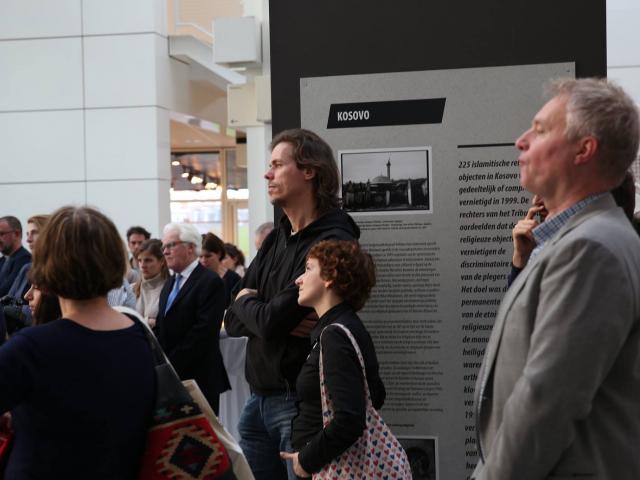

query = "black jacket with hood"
224;209;360;396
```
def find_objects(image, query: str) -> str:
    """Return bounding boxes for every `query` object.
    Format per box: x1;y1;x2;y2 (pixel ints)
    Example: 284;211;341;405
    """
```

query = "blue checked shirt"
529;193;607;261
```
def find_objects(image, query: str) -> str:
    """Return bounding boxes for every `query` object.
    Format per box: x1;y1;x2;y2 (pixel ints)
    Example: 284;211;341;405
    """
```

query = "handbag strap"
318;323;373;423
113;305;166;367
113;305;193;407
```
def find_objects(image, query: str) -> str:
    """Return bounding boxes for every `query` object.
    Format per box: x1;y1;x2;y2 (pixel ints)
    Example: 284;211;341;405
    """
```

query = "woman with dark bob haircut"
23;280;61;326
0;206;155;479
281;240;386;477
200;233;241;308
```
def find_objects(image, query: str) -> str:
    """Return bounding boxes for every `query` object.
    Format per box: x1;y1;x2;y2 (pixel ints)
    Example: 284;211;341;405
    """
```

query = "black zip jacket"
224;209;360;396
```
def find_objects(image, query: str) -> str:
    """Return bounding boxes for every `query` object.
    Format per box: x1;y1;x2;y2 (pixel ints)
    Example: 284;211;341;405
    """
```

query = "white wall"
607;0;640;104
0;0;171;239
608;0;640;192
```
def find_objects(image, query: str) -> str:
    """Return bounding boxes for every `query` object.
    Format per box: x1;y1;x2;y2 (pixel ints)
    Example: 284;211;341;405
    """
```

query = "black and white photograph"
399;437;438;480
339;147;432;214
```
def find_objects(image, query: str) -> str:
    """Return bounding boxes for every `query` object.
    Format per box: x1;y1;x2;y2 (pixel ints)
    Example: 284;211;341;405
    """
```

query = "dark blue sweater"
0;318;155;479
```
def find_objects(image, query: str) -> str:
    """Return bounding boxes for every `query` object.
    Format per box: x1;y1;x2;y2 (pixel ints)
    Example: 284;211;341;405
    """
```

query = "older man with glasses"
154;222;230;414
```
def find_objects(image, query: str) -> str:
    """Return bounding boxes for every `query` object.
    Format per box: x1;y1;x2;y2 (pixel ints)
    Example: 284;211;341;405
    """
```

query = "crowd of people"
0;77;639;480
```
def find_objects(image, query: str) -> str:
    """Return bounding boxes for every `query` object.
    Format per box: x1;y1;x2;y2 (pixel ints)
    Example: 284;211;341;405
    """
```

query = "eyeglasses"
162;240;185;251
0;230;15;236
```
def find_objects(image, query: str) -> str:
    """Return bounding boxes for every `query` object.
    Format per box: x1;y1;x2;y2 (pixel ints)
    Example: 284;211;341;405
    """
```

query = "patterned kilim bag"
135;316;236;480
315;323;412;480
0;426;13;479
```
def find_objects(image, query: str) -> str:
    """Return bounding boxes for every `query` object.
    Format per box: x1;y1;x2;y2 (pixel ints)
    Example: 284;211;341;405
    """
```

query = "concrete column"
246;124;273;260
243;0;273;261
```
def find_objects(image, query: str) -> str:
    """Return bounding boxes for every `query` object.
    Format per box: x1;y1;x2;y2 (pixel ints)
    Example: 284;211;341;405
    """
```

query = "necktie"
164;273;182;314
0;256;12;280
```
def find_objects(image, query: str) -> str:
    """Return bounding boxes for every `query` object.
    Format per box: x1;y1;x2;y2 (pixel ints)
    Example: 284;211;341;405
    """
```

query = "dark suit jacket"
0;247;32;297
0;309;6;347
155;263;230;407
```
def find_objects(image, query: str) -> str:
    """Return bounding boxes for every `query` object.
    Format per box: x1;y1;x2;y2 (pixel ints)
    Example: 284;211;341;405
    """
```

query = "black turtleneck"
291;302;385;474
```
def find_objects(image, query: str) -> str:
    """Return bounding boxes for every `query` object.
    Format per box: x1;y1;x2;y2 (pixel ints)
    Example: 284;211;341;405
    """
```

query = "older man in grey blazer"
473;78;640;480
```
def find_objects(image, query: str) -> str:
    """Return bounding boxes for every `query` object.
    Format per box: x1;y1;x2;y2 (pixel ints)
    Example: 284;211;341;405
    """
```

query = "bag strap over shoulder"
113;306;193;408
113;305;166;367
319;322;372;404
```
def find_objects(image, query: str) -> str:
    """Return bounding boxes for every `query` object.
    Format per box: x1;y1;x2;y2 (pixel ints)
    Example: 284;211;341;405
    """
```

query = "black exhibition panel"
269;0;606;134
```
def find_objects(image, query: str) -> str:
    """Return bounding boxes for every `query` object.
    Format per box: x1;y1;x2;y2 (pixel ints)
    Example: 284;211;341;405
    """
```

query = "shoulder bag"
0;421;13;480
315;323;412;480
115;306;237;480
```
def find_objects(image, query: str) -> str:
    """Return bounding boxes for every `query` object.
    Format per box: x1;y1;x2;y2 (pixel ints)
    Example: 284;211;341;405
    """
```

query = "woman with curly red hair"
281;240;388;478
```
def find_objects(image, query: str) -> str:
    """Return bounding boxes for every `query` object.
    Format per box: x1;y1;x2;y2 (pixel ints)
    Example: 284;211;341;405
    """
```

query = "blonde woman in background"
134;239;168;327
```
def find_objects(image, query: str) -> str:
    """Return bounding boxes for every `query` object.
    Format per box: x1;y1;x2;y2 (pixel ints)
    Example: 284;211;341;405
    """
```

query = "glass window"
170;149;248;245
225;148;247;190
235;205;250;255
170;199;223;236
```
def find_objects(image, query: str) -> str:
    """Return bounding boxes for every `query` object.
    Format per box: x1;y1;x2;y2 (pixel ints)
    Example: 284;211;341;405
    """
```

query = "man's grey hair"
163;222;202;255
547;77;640;181
255;221;274;236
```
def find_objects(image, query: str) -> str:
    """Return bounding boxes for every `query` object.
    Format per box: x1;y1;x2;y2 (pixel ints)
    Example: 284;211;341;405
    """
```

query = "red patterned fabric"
315;323;412;480
139;404;235;480
0;427;13;479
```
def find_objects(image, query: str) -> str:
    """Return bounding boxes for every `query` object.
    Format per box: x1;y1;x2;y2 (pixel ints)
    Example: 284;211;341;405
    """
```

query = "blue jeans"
238;393;298;480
